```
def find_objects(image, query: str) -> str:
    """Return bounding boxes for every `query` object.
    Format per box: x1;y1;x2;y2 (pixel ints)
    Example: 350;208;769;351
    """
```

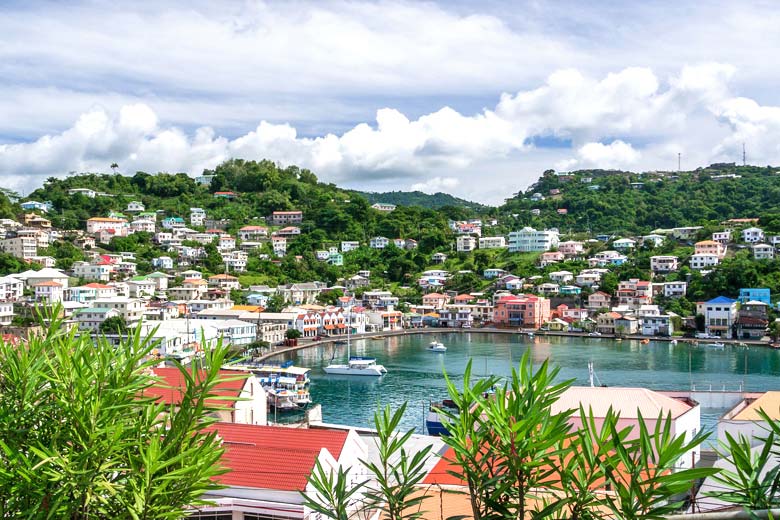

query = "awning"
337;324;346;328
324;325;335;330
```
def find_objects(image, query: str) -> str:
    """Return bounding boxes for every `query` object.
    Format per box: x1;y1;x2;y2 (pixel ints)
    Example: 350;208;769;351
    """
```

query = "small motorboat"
428;341;447;352
704;342;726;349
670;339;678;346
641;339;650;345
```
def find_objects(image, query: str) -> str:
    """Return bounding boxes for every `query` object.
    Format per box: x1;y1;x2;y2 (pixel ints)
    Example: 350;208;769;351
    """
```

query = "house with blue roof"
738;288;771;306
703;296;738;338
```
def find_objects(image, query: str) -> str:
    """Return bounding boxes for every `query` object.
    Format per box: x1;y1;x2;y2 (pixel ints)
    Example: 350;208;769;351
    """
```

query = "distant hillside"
357;190;485;211
499;164;780;235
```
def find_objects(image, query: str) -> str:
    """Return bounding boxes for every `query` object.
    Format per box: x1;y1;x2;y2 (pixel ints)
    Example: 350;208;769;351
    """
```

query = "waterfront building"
493;294;551;329
703;296;738;338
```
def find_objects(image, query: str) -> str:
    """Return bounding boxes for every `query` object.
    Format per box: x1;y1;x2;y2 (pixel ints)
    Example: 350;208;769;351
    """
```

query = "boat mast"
346;306;351;359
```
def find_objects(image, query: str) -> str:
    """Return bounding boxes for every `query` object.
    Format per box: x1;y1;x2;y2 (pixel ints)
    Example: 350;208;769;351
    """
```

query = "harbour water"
278;332;780;436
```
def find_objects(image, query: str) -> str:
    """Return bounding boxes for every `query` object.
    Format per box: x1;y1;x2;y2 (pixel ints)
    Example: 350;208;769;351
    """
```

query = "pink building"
86;217;129;237
422;292;450;309
558;240;584;256
539;251;565;267
617;279;652;308
493;294;551;329
694;240;726;258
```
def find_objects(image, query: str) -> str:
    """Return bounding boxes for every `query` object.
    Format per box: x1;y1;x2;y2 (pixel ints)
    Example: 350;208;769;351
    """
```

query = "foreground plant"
0;311;235;519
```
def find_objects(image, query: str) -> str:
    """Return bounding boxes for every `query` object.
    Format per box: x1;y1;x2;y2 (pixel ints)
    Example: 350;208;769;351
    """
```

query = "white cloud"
3;62;780;204
564;140;641;170
410;177;461;193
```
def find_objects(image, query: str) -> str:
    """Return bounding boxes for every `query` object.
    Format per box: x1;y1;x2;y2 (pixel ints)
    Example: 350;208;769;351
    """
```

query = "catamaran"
427;340;447;352
323;313;387;376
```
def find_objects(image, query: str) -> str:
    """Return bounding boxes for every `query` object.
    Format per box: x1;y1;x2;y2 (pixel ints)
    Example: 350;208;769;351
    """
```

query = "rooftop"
733;391;780;421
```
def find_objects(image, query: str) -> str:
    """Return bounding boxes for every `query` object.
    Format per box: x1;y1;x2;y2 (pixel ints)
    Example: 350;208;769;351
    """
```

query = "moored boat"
426;399;459;436
324;356;387;376
427;340;447;352
704;342;726;349
228;361;312;410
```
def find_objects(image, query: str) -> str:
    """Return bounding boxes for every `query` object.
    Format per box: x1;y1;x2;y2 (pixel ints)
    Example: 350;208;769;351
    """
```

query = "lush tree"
99;315;128;335
0;313;234;518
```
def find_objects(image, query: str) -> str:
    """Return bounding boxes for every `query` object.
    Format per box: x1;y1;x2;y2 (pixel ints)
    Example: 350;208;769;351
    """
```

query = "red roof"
144;368;247;407
83;282;113;289
34;281;62;287
207;423;349;491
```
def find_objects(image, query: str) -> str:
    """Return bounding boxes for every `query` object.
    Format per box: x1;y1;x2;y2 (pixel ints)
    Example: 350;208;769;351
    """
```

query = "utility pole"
743;142;746;166
677;152;681;172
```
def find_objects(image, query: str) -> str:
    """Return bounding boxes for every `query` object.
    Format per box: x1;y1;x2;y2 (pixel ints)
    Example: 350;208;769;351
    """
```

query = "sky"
3;0;780;204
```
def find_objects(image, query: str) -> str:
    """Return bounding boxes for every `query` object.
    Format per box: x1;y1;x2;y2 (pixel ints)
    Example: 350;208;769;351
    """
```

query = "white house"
742;227;764;243
456;236;476;252
703;296;738;337
612;238;636;250
341;241;360;252
152;256;174;270
371;202;396;212
478;236;507;249
0;275;24;301
552;386;701;469
189;208;206;226
690;253;720;270
752;243;774;260
126;201;145;212
369;236;390;249
661;281;688;298
508;227;560;252
650;255;679;273
33;281;64;303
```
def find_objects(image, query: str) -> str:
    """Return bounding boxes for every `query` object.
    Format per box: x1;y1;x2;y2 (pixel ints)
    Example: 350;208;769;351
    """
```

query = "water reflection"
275;333;780;434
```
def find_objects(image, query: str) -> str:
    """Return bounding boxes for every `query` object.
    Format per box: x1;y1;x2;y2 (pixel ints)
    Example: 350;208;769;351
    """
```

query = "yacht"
324;310;387;376
704;341;726;349
323;356;387;376
228;361;312;410
427;340;447;352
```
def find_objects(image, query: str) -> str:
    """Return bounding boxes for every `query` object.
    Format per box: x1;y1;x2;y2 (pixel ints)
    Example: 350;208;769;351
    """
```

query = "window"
187;513;232;520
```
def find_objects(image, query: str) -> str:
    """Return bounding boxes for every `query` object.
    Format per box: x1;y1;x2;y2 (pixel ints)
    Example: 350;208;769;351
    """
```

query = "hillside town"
2;188;778;354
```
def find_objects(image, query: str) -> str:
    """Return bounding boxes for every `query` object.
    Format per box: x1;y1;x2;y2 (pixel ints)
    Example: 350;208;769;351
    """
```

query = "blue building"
738;288;771;306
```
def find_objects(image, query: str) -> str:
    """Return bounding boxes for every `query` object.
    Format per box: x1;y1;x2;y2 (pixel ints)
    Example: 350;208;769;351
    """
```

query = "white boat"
670;339;678;346
324;309;387;376
228;361;312;410
427;340;447;352
704;342;726;349
323;356;387;376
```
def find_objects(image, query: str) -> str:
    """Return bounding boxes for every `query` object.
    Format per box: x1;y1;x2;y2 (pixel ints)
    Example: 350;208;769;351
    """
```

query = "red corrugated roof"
207;423;349;491
144;368;247;407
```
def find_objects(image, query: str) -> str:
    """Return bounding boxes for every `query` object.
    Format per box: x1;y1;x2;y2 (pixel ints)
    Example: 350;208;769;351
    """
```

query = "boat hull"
323;365;386;376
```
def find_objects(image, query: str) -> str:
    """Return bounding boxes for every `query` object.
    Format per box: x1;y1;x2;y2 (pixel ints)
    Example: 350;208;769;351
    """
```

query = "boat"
324;314;387;376
670;339;678;346
704;342;726;349
228;360;312;410
641;339;650;345
426;399;459;436
324;356;388;376
427;340;447;352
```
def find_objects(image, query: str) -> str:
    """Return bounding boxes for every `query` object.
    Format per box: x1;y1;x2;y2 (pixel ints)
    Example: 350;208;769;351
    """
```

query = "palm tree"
110;162;119;173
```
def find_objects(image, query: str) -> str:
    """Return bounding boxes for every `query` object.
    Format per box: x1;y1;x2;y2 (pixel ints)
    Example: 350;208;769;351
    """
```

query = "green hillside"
357;190;485;211
499;164;780;235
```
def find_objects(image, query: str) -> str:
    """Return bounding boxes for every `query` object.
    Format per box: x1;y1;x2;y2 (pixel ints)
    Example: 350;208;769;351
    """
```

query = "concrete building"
650;255;678;273
478;236;507;249
456;235;476;252
508;227;560;252
269;211;303;225
703;296;738;338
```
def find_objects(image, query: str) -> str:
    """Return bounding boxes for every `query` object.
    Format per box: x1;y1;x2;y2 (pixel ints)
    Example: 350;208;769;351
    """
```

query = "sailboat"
323;311;387;376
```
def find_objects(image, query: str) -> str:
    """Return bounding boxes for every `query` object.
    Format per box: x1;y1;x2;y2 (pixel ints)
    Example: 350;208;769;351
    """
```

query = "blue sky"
2;0;780;203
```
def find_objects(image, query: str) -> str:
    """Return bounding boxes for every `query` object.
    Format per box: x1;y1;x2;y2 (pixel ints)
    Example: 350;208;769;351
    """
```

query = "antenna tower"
742;143;746;166
677;152;681;172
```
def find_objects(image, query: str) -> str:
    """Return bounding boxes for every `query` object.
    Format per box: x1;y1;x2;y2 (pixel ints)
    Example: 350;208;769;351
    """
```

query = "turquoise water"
276;333;780;435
